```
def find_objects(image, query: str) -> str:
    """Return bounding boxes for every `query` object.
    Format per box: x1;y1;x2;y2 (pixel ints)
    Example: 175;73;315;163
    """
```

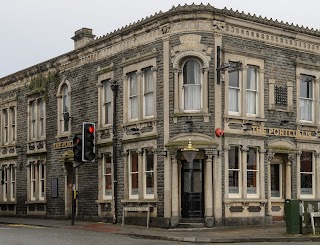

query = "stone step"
178;222;205;228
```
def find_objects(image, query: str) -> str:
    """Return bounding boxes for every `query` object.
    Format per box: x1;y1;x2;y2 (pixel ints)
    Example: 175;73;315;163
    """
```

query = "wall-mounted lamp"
181;139;199;163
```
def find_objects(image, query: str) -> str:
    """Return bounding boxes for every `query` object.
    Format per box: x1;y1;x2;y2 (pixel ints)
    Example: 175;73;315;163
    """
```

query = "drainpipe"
111;81;119;223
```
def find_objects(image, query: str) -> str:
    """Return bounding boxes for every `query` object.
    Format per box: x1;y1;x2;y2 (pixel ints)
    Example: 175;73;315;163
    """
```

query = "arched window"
183;60;202;111
57;81;71;136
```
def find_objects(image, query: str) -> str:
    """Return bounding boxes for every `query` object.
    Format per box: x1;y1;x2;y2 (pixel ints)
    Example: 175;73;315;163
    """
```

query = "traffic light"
73;135;82;162
82;122;96;162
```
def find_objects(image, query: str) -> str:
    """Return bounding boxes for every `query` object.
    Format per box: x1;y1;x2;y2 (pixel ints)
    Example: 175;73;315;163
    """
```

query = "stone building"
1;4;320;227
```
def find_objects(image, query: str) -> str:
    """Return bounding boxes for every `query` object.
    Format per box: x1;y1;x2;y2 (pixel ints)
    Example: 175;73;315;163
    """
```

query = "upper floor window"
1;106;16;145
103;80;112;125
300;75;313;122
182;60;202;111
28;98;45;140
225;54;264;119
57;81;71;136
123;59;156;123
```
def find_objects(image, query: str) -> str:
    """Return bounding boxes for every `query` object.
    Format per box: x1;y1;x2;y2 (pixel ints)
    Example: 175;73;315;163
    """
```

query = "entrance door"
181;160;204;218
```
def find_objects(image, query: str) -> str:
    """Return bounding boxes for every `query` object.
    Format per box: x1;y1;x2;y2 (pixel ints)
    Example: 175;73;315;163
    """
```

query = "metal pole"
71;167;76;225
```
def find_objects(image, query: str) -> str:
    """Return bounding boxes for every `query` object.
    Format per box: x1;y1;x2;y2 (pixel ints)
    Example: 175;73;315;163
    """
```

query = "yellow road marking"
8;224;44;229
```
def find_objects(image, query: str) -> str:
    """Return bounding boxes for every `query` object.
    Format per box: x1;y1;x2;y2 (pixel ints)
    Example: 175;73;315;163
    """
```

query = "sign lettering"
251;126;312;139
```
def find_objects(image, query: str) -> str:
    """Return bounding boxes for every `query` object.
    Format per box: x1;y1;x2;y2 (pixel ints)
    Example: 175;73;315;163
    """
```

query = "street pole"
71;167;76;225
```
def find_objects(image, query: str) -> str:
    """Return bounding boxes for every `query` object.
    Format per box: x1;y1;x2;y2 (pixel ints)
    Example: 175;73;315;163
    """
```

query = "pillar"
204;149;213;227
170;151;179;227
267;152;275;216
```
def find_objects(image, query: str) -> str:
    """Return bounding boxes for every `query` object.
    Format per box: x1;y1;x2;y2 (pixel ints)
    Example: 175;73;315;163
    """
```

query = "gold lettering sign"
252;126;313;139
53;141;73;149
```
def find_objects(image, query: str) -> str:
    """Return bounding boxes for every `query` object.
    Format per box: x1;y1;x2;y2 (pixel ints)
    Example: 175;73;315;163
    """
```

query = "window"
182;60;201;111
29;160;46;201
143;68;154;117
123;59;156;123
228;71;240;114
144;149;154;198
228;146;241;196
128;72;138;121
300;75;313;122
1;164;16;202
29;98;45;140
300;151;314;196
103;155;112;199
2;106;16;145
225;54;264;119
57;81;71;136
247;66;258;116
127;148;156;199
247;148;258;195
129;151;139;199
103;80;112;125
271;164;281;198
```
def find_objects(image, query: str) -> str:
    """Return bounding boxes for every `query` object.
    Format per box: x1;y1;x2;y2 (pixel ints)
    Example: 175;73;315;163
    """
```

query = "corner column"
204;149;213;227
170;151;179;227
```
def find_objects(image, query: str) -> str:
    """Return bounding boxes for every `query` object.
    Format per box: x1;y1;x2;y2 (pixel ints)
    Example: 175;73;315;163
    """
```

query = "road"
0;223;182;245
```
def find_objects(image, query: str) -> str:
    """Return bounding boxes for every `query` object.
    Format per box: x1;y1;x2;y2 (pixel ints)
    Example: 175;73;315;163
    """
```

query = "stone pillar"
138;150;143;199
213;149;222;225
296;152;301;199
170;151;179;227
202;68;209;115
259;149;266;199
173;69;180;114
204;149;214;227
267;152;275;216
286;154;294;200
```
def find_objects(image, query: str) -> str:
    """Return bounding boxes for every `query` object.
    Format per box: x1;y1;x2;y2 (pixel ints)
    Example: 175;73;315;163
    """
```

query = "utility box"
300;200;320;234
285;199;301;234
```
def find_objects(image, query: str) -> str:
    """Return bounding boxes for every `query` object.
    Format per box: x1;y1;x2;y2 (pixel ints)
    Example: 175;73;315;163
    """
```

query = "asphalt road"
0;224;183;245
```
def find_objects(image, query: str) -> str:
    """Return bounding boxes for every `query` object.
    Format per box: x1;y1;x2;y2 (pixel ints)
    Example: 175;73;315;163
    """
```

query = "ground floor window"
28;159;46;201
1;164;16;202
102;154;112;199
300;151;314;196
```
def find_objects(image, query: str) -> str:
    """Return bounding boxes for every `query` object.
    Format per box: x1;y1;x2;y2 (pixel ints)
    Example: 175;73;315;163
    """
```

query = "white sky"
1;0;319;78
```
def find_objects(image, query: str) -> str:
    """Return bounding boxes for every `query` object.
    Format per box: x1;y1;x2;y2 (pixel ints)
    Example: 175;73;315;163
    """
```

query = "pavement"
1;217;320;243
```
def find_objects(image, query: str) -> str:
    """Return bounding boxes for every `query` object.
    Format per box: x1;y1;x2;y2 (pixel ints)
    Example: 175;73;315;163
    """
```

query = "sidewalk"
1;217;320;243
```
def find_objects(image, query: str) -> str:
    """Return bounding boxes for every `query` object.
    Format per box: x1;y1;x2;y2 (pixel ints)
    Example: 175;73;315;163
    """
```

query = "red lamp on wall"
215;128;224;137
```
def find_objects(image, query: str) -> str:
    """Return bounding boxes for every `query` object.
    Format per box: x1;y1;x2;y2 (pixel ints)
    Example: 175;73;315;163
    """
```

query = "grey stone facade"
1;4;320;227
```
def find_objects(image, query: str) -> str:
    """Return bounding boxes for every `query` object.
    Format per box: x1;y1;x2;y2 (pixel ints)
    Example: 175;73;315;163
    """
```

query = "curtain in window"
183;60;201;110
144;69;154;117
247;66;257;115
129;73;138;119
300;99;312;121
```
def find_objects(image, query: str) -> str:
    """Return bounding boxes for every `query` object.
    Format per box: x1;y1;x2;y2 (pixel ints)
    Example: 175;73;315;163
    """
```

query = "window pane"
271;164;280;197
105;175;112;195
300;76;313;98
229;170;239;193
300;152;312;172
301;174;312;194
131;152;138;172
144;68;153;92
247;91;256;115
247;66;257;90
229;70;239;88
130;97;138;119
229;88;239;112
183;60;201;85
145;93;154;116
300;99;312;121
129;73;137;96
229;146;239;169
247;148;257;170
247;171;257;194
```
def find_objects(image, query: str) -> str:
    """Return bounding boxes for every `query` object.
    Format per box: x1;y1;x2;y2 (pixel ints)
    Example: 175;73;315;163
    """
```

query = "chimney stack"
71;28;95;50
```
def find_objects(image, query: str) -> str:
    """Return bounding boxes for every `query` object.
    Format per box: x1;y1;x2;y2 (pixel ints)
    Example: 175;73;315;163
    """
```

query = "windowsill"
172;112;210;123
0;143;16;148
25;200;47;204
224;114;267;122
224;198;267;204
270;198;285;203
26;138;46;144
0;201;17;205
55;133;72;139
97;125;112;132
121;199;158;203
123;117;157;127
297;122;318;128
95;199;113;204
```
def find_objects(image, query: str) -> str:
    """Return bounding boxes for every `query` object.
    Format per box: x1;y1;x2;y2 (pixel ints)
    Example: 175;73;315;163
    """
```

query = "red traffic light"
88;126;95;133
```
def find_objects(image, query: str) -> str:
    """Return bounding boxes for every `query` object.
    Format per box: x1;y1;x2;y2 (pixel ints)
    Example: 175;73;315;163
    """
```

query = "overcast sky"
1;0;319;78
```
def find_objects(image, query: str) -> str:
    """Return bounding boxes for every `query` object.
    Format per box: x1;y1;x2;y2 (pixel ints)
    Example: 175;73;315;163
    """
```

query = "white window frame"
128;151;139;199
299;75;314;123
56;81;71;137
123;58;157;124
181;59;203;113
143;67;155;118
29;98;46;141
128;72;139;121
3;109;8;145
29;160;46;201
10;165;16;202
271;163;282;200
246;147;259;198
102;154;112;200
39;99;45;138
1;106;16;146
228;146;242;198
103;80;112;126
228;70;241;115
2;167;8;202
300;151;315;198
246;65;259;117
143;148;155;199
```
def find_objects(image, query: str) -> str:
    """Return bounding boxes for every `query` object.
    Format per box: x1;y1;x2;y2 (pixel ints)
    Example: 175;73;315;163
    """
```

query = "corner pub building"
1;4;320;228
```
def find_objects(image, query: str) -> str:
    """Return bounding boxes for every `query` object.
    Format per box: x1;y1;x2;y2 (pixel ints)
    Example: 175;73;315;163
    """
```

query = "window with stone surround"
123;58;157;124
102;154;112;200
28;98;46;141
300;151;314;197
56;80;71;137
27;159;46;202
0;163;16;202
300;75;314;122
224;54;264;119
1;104;16;146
